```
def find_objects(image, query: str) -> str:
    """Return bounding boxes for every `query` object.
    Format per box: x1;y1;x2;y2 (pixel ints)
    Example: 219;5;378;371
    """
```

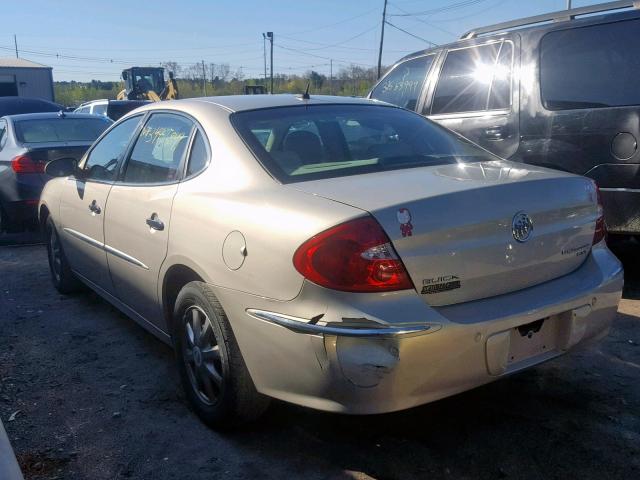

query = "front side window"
123;113;192;184
14;117;110;144
541;19;640;110
232;104;496;183
83;115;142;181
370;55;434;110
432;41;512;115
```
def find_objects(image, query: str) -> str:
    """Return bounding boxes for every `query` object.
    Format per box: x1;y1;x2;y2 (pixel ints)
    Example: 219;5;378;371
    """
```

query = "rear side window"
370;55;434;110
123;113;192;184
541;19;640;110
15;118;110;143
0;120;6;149
92;104;107;116
186;130;209;177
432;41;512;115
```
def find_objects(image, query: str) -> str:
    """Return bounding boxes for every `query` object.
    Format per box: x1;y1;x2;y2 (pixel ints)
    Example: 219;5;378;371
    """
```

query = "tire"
173;281;269;429
46;216;81;294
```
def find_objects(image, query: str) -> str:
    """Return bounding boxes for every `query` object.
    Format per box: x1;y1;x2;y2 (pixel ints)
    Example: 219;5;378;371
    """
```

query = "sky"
0;0;608;82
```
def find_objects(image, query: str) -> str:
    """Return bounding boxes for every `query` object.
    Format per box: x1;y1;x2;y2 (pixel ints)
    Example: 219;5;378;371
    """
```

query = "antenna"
301;82;311;100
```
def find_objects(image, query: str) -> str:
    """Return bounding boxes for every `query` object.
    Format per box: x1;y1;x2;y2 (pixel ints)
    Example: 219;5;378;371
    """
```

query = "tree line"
53;62;383;107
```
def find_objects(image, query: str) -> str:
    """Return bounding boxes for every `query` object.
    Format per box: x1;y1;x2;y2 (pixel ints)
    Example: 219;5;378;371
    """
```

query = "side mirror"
45;157;78;177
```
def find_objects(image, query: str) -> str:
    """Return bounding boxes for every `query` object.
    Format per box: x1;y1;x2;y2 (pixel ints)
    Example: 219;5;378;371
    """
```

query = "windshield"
15;117;111;144
231;104;496;183
134;70;164;93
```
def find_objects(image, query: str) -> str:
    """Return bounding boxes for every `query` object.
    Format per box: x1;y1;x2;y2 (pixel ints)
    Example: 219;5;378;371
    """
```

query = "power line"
388;0;491;17
282;7;380;36
384;21;437;45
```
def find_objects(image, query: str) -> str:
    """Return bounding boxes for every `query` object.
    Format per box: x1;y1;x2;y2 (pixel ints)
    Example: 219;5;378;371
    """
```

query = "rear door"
59;115;143;292
425;37;520;160
104;112;194;327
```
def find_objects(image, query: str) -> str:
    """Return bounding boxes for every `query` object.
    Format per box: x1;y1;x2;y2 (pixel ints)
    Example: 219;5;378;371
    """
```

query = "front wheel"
173;281;269;429
46;217;81;294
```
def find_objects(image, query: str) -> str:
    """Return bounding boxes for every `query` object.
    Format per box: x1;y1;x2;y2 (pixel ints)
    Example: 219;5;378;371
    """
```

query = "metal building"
0;58;54;101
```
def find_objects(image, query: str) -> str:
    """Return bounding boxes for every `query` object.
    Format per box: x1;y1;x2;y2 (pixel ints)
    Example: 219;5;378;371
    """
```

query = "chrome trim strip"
103;244;149;270
246;309;433;337
63;228;149;270
63;227;103;249
599;187;640;193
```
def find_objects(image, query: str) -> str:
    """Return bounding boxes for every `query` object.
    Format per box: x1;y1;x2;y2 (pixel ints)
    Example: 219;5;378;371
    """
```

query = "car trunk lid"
290;160;599;306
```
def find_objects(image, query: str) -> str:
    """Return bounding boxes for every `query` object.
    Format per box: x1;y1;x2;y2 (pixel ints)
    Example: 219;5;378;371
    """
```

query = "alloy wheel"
48;226;62;283
182;305;224;406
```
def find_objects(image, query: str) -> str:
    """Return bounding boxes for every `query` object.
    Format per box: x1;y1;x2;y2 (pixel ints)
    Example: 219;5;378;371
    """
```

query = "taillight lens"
11;155;44;174
592;182;606;245
293;216;414;292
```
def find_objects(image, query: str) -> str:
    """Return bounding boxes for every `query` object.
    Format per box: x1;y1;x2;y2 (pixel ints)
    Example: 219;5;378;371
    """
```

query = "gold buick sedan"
39;95;623;428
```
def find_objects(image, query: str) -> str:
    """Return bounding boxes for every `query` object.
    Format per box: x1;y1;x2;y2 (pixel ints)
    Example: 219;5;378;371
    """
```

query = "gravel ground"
0;234;638;480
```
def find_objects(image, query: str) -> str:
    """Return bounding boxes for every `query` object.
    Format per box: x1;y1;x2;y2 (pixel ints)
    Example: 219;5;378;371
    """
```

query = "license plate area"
508;316;559;365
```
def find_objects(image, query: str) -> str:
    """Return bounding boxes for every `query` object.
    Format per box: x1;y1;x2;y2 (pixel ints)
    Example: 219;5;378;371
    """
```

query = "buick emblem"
512;212;533;243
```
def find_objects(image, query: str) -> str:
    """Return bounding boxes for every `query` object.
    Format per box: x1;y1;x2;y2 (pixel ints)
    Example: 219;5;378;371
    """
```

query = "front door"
425;38;520;160
104;112;194;327
60;115;143;292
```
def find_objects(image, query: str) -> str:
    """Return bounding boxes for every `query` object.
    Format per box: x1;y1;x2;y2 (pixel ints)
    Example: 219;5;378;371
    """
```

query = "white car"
40;95;624;428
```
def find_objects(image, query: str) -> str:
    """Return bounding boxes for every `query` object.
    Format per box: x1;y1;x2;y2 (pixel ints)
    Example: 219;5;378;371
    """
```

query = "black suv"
369;1;640;237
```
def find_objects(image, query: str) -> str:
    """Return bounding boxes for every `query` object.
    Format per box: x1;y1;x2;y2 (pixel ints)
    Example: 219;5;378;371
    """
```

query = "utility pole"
566;0;572;9
201;60;207;96
266;32;274;94
330;60;335;95
377;0;388;79
262;33;268;83
13;34;18;58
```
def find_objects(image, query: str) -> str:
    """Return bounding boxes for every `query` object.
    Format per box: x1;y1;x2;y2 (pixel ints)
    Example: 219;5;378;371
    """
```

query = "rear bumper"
217;243;623;414
599;188;640;234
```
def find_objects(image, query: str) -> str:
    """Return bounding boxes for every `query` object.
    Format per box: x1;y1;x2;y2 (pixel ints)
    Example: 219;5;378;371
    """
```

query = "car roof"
139;94;379;114
0;96;63;117
397;8;640;63
4;112;111;121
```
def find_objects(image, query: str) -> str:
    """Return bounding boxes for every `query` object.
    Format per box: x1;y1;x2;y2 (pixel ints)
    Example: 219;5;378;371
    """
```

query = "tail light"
11;154;44;174
293;216;414;292
592;181;606;245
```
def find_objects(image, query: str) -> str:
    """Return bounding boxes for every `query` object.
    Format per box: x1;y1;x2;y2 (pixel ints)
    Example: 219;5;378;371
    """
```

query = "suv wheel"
46;217;81;294
173;281;269;429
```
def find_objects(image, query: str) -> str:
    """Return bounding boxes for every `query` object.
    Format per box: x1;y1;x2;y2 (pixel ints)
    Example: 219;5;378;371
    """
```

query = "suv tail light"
11;154;44;174
592;182;606;245
293;216;414;292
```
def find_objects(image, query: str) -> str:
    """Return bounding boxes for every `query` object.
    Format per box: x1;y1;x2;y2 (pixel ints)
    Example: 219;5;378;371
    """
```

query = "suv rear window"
541;18;640;110
15;117;111;143
370;55;434;110
231;104;495;183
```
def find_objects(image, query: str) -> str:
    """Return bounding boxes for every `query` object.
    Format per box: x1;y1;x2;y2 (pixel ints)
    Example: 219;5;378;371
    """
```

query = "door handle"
88;200;101;214
146;213;165;231
483;126;507;141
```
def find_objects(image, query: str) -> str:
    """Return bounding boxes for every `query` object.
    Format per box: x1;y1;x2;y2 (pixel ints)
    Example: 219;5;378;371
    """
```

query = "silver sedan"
39;95;623;428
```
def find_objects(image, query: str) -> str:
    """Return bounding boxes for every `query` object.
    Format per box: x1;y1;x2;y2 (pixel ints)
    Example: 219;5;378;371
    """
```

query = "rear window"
15;117;111;143
231;104;495;183
541;18;640;110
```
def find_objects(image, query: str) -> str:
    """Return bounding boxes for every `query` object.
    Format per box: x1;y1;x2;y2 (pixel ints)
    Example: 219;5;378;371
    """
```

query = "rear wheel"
46;217;81;294
173;281;269;429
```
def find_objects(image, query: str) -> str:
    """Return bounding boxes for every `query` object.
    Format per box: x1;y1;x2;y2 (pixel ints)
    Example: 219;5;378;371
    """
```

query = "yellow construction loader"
117;67;179;101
